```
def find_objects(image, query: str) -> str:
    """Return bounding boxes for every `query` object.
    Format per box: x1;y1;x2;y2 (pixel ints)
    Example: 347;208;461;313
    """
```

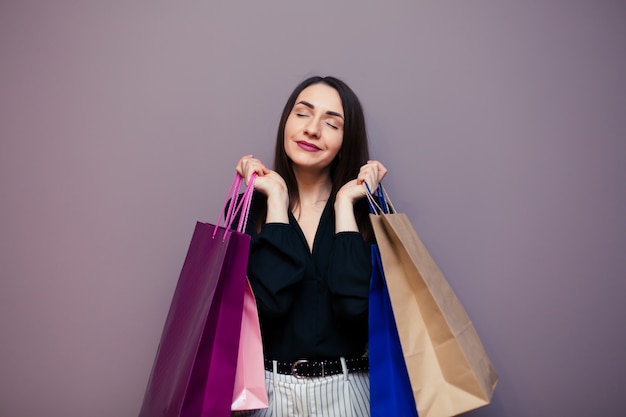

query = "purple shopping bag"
140;174;256;417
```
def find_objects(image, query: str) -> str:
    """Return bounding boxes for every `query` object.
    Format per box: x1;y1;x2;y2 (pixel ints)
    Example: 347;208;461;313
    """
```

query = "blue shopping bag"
369;243;419;417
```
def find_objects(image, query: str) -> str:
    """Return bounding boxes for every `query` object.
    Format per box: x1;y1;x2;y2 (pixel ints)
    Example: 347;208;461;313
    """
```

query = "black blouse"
242;192;372;363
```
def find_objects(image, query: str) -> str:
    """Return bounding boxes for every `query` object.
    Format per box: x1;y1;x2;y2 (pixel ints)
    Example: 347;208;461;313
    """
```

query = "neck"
293;167;332;206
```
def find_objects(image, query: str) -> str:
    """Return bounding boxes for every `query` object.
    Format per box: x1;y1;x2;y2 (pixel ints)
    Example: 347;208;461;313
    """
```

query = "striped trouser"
231;360;370;417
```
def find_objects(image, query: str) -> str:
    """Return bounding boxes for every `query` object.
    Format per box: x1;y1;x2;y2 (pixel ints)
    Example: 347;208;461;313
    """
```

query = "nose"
304;116;321;139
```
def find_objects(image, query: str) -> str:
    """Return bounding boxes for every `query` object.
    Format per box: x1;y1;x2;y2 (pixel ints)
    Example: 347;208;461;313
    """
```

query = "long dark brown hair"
270;76;374;241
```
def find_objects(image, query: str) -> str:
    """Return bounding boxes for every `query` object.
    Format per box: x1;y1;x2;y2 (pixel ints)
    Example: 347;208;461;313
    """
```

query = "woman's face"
283;83;344;174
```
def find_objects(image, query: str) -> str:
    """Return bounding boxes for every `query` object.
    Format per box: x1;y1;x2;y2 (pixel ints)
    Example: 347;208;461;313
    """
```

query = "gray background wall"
1;1;625;416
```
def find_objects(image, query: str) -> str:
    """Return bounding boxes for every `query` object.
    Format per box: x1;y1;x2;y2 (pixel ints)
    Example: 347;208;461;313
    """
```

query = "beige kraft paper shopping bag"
370;212;498;417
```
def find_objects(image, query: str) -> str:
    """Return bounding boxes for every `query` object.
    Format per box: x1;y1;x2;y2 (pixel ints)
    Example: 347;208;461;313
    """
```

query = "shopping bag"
139;174;256;417
367;186;498;417
369;243;419;417
231;278;269;410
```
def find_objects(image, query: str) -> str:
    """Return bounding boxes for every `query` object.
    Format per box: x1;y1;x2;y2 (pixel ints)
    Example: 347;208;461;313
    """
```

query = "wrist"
266;189;289;223
334;196;359;233
335;188;363;207
334;194;359;218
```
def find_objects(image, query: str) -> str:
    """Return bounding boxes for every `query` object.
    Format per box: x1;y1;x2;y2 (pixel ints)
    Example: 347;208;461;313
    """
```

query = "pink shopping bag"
231;279;269;411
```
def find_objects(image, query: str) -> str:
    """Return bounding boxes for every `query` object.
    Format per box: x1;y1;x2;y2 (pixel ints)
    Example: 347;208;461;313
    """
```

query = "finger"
245;165;267;184
365;160;387;183
237;157;264;185
236;154;255;171
356;173;376;193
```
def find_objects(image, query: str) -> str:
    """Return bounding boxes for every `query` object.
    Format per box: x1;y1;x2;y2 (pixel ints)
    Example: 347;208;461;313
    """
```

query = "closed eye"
326;121;338;129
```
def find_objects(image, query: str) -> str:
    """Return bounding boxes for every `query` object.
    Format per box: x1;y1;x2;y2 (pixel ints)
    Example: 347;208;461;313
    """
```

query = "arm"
327;160;388;317
325;232;372;318
235;156;304;316
247;223;307;317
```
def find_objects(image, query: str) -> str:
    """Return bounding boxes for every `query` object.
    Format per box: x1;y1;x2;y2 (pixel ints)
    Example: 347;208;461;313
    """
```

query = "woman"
233;76;386;417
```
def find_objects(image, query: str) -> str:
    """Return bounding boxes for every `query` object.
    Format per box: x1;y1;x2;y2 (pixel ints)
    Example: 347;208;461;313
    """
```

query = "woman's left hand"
336;160;388;205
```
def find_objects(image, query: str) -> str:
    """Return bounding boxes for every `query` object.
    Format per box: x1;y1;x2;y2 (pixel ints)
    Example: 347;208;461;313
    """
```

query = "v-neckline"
289;199;331;255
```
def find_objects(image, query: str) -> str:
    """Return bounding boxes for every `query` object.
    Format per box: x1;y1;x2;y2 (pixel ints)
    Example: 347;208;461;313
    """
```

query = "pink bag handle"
216;174;240;232
214;173;257;238
236;173;256;233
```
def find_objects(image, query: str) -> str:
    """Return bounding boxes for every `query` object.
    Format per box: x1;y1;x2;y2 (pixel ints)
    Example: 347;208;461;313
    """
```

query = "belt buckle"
290;359;309;379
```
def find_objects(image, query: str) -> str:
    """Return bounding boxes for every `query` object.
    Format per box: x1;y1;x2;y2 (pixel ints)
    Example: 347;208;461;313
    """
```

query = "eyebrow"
296;100;344;119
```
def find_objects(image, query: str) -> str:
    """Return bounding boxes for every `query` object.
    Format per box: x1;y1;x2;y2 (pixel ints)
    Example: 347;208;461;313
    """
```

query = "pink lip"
296;141;321;152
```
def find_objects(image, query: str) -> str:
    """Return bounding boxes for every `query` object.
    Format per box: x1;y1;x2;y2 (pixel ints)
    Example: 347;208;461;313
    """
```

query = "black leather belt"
264;357;369;378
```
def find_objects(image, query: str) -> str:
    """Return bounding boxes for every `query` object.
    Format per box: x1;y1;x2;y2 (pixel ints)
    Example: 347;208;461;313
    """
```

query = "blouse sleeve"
325;231;372;319
247;223;307;317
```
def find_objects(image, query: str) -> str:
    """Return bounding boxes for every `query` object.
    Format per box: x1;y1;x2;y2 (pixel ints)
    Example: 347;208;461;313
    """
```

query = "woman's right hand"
236;155;289;223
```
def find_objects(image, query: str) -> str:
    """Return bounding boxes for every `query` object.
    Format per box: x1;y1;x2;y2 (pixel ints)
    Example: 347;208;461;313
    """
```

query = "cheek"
330;132;344;151
283;128;295;157
284;116;298;136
